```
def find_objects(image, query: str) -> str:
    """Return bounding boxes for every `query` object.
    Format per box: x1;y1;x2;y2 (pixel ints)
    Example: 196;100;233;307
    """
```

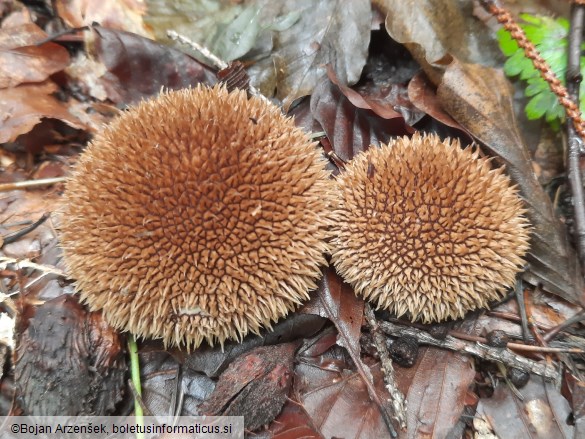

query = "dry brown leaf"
0;23;70;89
55;0;151;37
0;81;85;144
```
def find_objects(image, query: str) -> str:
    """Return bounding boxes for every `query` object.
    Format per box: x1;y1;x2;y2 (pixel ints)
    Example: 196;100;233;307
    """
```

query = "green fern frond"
496;14;585;126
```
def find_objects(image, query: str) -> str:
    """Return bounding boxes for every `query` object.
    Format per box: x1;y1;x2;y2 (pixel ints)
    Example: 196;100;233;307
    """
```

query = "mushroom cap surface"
331;133;530;322
59;85;334;348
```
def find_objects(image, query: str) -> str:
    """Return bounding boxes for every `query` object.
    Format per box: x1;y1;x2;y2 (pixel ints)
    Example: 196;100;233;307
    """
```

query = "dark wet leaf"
304;268;363;353
178;313;325;378
140;351;215;416
394;346;476;438
295;357;392;439
437;60;585;306
328;65;421;128
407;71;470;136
0;22;70;88
251;0;371;108
89;26;216;105
302;271;396;434
264;400;324;439
200;343;298;431
477;377;574;438
309;75;408;162
14;295;125;416
382;0;502;84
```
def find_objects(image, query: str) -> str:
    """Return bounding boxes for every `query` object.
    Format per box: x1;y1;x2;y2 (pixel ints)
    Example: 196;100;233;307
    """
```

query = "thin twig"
449;330;584;354
166;30;271;105
167;30;227;70
514;278;533;343
380;321;560;381
543;309;585;342
363;303;407;430
0;177;66;192
1;213;50;246
486;311;553;332
566;2;585;270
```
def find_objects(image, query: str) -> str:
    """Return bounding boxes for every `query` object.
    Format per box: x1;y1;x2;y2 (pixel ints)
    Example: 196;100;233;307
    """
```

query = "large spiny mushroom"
58;85;334;348
331;132;530;322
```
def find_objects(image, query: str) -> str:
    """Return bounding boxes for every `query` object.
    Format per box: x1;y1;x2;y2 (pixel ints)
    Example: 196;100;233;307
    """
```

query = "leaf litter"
1;0;584;438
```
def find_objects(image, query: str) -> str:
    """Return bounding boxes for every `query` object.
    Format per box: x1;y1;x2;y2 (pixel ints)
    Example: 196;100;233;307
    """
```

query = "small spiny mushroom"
331;132;530;322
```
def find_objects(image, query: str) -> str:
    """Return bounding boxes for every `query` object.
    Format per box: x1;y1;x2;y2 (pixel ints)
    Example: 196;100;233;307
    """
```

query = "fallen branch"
379;321;560;381
364;304;407;430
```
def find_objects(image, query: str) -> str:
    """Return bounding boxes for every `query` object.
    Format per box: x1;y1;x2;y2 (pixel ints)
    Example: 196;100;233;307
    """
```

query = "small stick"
543;309;585;342
449;331;584;354
380;321;560;381
167;30;227;70
566;2;585;270
1;213;50;246
514;279;532;343
0;177;66;192
166;30;271;105
486;311;553;332
364;303;407;430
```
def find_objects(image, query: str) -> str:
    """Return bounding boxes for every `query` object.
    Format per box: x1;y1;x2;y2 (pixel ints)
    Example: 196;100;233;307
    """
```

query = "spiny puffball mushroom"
331;132;530;322
58;85;334;348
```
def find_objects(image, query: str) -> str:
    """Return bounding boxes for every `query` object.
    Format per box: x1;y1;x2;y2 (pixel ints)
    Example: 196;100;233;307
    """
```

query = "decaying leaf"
87;26;216;104
181;313;326;378
139;351;215;416
265;400;324;439
200;343;298;431
328;65;421;128
395;346;476;438
477;377;574;438
407;71;469;136
303;268;363;353
309;75;403;162
253;0;371;108
438;60;585;306
295;356;392;439
381;0;502;83
55;0;151;38
0;81;86;144
0;22;70;89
